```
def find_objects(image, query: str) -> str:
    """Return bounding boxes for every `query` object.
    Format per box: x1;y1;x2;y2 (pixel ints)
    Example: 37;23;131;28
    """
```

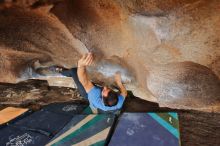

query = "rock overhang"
0;0;219;112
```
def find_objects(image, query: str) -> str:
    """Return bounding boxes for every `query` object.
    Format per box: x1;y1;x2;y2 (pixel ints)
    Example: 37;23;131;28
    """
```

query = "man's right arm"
77;53;94;92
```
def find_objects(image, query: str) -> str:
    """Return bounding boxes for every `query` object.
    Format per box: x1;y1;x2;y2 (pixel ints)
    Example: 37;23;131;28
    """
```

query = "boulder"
0;0;219;111
147;62;220;111
0;7;87;83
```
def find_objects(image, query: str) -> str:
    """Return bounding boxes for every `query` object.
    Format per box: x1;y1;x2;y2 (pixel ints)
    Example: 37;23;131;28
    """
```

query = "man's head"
102;86;118;107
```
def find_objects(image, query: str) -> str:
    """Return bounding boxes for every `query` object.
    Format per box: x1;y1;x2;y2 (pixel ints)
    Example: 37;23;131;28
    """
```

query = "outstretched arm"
77;53;94;92
115;72;127;98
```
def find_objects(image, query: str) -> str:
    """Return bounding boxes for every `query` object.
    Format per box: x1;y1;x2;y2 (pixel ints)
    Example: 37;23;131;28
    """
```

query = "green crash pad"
47;114;115;146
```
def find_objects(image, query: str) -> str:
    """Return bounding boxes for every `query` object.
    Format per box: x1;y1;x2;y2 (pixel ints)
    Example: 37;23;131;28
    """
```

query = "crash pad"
12;109;73;136
0;105;74;146
0;107;28;124
47;114;115;146
42;101;118;115
42;102;89;116
0;126;51;146
109;112;181;146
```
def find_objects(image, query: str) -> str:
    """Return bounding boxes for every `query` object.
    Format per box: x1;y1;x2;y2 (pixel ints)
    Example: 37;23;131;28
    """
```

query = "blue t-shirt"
88;86;125;111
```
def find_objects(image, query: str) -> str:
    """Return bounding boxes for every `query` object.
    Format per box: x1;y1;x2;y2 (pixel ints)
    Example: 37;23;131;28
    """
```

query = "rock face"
147;62;220;111
0;7;87;83
0;0;219;111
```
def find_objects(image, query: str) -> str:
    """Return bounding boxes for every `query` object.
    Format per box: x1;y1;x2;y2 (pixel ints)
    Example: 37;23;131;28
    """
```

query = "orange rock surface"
0;0;219;111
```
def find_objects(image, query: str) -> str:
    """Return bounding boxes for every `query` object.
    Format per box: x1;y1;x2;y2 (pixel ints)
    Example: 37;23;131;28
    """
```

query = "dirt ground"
0;80;219;146
0;80;86;110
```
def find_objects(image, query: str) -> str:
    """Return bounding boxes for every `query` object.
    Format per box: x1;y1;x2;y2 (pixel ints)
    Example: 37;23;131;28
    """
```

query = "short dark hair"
103;90;118;107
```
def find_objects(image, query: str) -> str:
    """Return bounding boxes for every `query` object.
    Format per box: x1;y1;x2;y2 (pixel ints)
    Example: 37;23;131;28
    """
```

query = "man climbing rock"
61;53;127;112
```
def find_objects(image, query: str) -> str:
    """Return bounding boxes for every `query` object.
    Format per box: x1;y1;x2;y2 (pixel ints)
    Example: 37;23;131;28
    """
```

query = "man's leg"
61;68;88;99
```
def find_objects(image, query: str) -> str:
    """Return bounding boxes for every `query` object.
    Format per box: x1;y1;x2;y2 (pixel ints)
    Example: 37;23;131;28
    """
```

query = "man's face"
102;86;111;98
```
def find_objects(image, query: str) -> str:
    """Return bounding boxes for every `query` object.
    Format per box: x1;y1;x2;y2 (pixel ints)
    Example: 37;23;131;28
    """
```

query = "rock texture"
0;6;87;83
51;0;220;111
0;0;219;111
0;80;82;110
147;61;220;111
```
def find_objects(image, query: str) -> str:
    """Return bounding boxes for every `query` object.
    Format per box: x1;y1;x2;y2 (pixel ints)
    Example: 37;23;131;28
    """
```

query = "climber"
61;53;127;111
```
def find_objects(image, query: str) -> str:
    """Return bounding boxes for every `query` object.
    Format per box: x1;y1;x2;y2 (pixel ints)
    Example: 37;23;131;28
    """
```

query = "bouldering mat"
42;102;89;116
0;125;51;146
0;107;29;124
109;112;181;146
0;106;75;146
46;114;115;146
42;101;119;115
12;109;73;136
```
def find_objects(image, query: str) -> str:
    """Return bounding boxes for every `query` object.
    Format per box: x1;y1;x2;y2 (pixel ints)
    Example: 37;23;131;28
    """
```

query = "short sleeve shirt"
87;86;125;111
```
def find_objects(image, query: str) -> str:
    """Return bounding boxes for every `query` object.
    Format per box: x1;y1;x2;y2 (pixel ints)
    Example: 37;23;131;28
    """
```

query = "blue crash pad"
42;102;89;116
13;110;73;136
0;125;51;146
109;112;181;146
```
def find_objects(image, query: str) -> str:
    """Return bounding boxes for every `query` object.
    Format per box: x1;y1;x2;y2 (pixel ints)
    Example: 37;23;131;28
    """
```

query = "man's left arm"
115;72;127;98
